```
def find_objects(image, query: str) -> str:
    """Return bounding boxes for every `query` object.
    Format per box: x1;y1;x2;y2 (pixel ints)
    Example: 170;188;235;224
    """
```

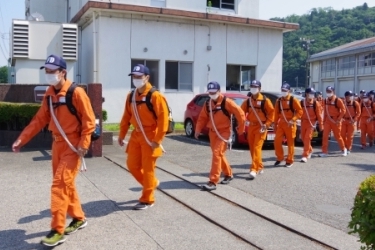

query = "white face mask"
326;93;333;98
45;73;60;86
133;78;146;88
349;96;354;101
250;88;259;95
308;94;315;99
281;91;288;97
209;93;219;100
363;98;369;102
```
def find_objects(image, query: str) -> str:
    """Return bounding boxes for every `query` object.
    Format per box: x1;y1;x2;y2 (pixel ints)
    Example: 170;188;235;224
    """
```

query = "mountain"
271;3;375;88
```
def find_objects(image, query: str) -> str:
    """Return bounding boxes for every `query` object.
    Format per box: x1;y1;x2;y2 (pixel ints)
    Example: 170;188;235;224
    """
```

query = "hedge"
0;102;107;131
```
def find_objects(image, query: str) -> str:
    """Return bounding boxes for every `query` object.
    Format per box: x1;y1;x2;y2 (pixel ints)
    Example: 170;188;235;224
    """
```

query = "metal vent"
12;21;29;58
62;24;78;60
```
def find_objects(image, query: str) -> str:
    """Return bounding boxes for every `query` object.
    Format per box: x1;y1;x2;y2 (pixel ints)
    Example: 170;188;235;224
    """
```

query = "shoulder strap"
300;100;303;107
128;89;135;103
278;98;281;112
289;96;294;113
313;100;317;116
145;87;157;119
220;96;230;119
335;97;338;109
66;83;81;124
261;95;267;116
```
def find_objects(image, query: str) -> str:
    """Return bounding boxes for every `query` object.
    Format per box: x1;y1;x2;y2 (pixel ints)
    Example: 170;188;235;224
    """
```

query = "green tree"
0;66;7;83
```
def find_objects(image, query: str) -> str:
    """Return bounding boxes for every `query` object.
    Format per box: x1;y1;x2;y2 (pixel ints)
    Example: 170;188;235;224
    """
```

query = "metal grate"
62;24;78;60
12;21;29;58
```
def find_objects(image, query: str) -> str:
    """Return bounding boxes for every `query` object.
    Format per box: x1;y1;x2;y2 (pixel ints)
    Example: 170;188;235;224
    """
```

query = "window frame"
165;61;193;92
207;0;235;11
130;59;160;89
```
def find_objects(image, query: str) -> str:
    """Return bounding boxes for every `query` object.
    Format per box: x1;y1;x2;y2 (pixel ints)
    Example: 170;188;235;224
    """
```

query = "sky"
0;0;375;66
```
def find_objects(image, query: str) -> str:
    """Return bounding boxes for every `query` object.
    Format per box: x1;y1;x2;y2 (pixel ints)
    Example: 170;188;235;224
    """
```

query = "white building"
309;37;375;97
17;0;298;122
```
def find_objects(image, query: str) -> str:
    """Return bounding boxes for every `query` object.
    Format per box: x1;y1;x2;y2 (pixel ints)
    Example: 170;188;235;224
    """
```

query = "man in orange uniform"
299;88;323;163
369;90;375;143
319;86;347;157
118;64;169;210
359;92;375;149
341;91;361;154
12;55;95;247
240;80;274;180
273;83;303;167
194;82;246;191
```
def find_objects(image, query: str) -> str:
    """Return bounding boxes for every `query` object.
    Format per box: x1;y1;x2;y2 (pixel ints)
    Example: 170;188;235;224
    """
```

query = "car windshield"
230;97;247;106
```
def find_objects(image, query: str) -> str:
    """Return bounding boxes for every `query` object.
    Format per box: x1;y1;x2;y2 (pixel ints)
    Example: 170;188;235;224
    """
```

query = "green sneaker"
64;218;88;235
41;230;66;247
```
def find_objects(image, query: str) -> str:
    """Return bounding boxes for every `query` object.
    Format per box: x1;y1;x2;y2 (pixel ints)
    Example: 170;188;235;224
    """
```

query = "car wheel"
231;128;239;147
185;119;195;137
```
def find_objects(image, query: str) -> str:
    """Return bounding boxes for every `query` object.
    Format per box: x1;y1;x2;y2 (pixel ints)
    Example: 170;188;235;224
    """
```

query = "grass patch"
103;122;184;132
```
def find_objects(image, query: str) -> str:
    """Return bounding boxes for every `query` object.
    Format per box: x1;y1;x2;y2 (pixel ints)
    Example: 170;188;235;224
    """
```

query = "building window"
207;0;235;10
226;65;255;91
338;56;355;70
165;61;193;91
358;53;375;67
321;59;336;78
131;59;159;89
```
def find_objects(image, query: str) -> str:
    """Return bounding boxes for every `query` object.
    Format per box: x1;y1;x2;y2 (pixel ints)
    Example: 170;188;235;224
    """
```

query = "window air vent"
62;24;78;60
12;21;29;58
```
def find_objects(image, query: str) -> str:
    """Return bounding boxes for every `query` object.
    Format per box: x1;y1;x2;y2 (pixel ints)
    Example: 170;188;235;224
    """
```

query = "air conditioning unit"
62;24;78;60
12;20;29;58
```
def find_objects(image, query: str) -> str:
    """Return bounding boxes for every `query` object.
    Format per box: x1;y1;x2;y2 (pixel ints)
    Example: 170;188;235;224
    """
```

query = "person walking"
12;55;95;247
299;88;323;163
319;86;347;157
194;82;246;191
341;91;361;154
359;92;375;149
118;64;169;210
273;83;303;167
240;80;274;180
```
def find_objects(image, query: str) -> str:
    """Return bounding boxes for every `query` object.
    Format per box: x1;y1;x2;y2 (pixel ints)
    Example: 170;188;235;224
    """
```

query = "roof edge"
308;44;375;62
70;1;299;31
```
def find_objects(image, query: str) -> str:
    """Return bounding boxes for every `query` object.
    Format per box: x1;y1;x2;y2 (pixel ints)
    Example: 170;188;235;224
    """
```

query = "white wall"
14;60;75;84
337;79;354;97
167;0;205;12
82;14;284;123
28;22;62;60
256;28;283;91
311;61;320;83
358;77;375;92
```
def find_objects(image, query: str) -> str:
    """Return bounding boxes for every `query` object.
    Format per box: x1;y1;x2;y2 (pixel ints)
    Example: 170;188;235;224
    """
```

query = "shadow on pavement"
342;163;375;172
0;229;49;250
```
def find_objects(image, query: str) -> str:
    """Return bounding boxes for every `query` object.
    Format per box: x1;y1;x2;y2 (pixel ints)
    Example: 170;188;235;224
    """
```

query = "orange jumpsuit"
240;93;274;173
359;101;375;146
17;80;95;234
341;100;361;151
322;96;346;153
195;95;246;184
300;99;323;158
119;83;169;205
273;94;303;164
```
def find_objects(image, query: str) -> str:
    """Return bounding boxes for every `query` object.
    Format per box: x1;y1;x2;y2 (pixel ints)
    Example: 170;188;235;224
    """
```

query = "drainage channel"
104;156;335;250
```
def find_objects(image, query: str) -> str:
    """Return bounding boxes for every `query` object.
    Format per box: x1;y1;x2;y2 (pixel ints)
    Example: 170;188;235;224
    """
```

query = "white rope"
248;97;266;133
325;99;337;123
362;102;373;123
49;98;87;172
208;99;233;150
131;89;166;153
303;99;317;129
343;101;355;124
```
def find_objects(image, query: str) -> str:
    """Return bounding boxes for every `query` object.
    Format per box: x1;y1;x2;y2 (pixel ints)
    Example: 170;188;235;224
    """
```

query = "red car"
183;93;276;146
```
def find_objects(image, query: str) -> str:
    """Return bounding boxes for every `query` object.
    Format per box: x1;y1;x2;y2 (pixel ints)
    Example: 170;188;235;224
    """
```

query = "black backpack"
247;94;268;116
47;83;101;141
324;98;339;109
278;96;295;113
205;96;230;119
129;87;175;134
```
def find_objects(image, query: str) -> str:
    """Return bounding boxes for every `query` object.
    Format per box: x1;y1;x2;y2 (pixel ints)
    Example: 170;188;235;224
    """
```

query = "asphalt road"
159;132;375;233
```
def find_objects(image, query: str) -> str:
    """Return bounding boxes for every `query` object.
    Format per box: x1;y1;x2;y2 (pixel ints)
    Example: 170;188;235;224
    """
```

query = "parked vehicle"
184;91;323;147
260;91;323;145
184;93;276;146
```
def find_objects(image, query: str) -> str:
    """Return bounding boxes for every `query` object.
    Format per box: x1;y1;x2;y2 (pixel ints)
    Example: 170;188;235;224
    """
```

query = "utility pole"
300;37;315;88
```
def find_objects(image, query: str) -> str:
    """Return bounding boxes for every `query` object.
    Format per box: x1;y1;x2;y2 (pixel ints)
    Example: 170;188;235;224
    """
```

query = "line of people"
194;80;375;191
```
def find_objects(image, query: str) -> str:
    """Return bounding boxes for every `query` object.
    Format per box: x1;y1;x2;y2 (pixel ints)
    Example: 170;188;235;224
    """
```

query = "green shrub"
348;175;375;249
102;109;108;122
